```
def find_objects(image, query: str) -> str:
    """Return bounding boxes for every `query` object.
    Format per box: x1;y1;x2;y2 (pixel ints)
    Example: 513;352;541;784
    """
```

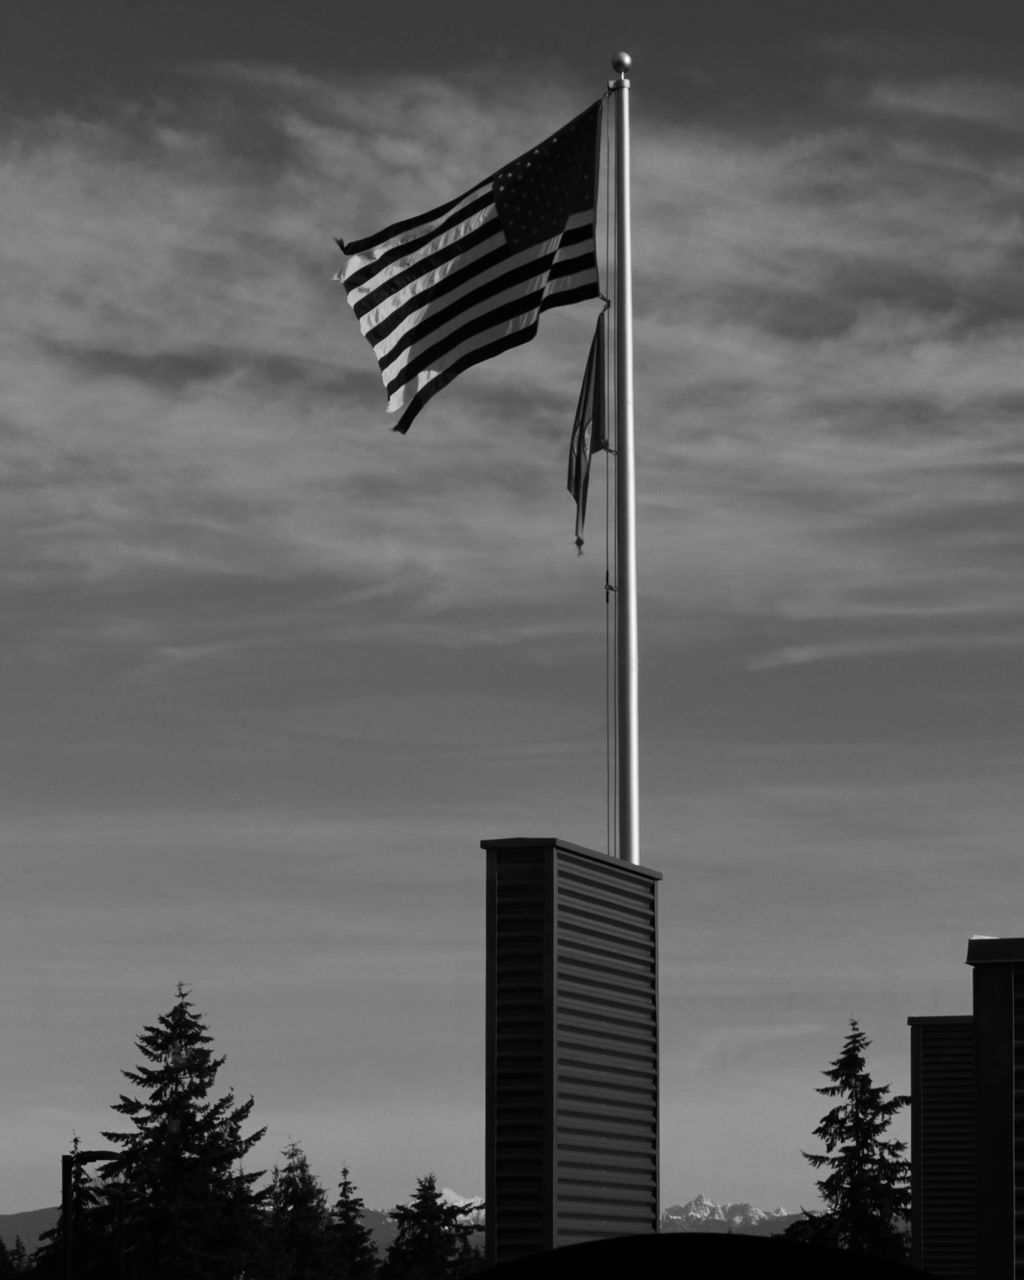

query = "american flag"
337;101;603;435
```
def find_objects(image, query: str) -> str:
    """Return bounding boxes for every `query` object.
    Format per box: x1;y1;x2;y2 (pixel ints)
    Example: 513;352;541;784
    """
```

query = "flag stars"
492;102;599;248
338;100;599;434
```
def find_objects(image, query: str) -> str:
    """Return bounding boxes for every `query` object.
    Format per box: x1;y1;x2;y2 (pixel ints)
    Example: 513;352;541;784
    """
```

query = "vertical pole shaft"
611;54;639;865
115;1192;125;1280
61;1154;73;1280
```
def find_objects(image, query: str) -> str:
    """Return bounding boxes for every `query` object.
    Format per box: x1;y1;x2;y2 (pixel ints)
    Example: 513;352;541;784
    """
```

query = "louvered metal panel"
487;849;548;1263
968;936;1024;1280
908;1016;975;1279
484;838;661;1266
1013;967;1024;1280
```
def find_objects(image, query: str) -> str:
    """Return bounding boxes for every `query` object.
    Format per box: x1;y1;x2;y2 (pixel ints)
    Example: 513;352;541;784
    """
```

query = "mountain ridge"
0;1191;805;1255
661;1194;804;1237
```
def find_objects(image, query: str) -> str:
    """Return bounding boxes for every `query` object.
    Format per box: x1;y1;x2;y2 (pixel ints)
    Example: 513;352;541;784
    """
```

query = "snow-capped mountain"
434;1189;799;1236
433;1189;800;1236
439;1187;485;1226
661;1194;800;1236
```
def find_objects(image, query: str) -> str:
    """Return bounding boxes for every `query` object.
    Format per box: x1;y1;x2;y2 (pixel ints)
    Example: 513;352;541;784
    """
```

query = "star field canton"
338;101;602;434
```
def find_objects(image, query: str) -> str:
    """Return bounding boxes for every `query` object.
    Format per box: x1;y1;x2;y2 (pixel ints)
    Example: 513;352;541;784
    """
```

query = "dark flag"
337;101;602;434
567;309;608;551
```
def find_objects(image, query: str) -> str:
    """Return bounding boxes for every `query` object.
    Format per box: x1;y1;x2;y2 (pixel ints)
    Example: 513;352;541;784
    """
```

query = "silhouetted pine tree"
327;1166;378;1280
99;983;267;1279
9;1239;29;1276
259;1141;332;1280
785;1019;910;1261
382;1174;481;1280
0;1235;28;1277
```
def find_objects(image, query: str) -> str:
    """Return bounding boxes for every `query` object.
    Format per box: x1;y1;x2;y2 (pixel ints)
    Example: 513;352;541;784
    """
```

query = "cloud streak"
3;60;1024;668
3;37;1024;1216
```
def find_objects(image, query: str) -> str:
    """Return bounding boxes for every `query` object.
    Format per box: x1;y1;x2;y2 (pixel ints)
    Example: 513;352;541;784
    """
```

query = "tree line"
0;985;482;1280
1;989;911;1276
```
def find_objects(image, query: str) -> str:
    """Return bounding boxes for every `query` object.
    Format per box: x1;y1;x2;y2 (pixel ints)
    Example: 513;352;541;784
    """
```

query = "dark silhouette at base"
476;1232;937;1279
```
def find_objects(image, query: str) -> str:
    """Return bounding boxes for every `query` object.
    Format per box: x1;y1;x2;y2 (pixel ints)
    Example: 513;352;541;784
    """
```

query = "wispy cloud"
4;61;1024;671
750;626;1024;669
9;25;1024;1222
867;76;1024;133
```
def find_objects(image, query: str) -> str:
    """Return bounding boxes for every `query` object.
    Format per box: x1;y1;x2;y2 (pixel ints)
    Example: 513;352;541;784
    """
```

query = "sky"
4;0;1024;1218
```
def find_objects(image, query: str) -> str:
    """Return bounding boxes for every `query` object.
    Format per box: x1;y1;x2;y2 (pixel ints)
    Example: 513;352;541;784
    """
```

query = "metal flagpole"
610;53;640;865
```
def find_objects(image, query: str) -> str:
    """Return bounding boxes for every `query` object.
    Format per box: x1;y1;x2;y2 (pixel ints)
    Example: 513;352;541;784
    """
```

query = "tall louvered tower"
482;837;660;1266
907;1015;975;1277
967;936;1024;1279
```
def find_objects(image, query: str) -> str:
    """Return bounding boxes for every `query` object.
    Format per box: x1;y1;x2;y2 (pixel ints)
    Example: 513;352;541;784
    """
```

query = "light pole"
61;1148;117;1280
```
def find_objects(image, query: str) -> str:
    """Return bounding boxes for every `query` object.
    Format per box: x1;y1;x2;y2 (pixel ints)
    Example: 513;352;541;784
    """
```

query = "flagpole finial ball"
611;52;631;76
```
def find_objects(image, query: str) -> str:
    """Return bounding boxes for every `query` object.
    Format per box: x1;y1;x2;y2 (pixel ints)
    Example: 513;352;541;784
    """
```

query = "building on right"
966;935;1024;1279
909;936;1024;1278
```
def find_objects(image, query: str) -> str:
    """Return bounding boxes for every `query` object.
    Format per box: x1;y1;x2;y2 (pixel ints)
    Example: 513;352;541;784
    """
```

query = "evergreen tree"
259;1141;332;1280
382;1175;481;1280
0;1238;17;1278
786;1019;910;1260
327;1166;378;1280
99;983;267;1279
7;1240;29;1276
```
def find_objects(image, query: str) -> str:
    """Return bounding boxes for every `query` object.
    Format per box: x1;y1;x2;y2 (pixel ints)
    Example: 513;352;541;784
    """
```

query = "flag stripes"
337;102;602;434
367;217;595;368
341;183;491;271
346;197;497;317
381;220;597;394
